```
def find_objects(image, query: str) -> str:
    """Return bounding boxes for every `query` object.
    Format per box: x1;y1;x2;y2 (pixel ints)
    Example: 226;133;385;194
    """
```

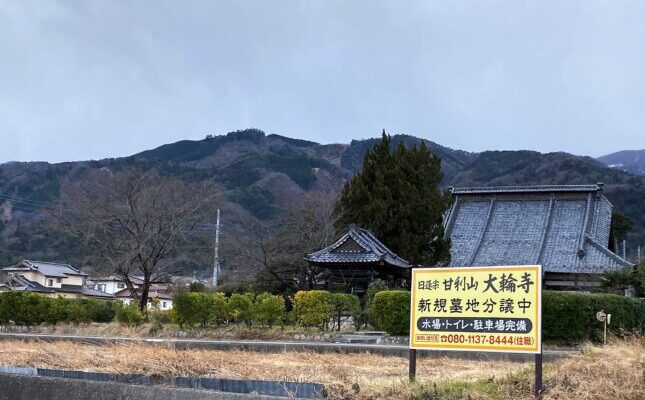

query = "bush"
0;292;115;326
293;290;333;330
149;309;173;328
330;293;361;331
228;293;254;326
367;290;645;341
113;301;143;326
172;292;229;329
83;299;115;322
63;299;114;323
543;291;645;343
172;292;197;328
370;290;410;335
254;293;286;328
365;279;389;327
173;292;209;328
209;292;229;326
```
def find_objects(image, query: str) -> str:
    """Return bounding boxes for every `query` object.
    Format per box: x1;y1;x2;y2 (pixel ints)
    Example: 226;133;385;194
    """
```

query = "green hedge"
228;293;254;326
370;290;410;336
172;292;226;328
112;301;144;326
254;293;286;328
172;291;288;329
542;291;645;343
0;292;115;326
368;290;645;341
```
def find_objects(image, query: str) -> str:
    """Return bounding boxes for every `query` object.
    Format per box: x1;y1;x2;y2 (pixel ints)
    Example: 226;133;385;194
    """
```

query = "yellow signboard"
410;265;542;353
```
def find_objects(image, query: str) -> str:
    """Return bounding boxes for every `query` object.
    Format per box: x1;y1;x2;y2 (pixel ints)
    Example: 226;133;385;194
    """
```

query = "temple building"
443;184;634;290
305;226;411;295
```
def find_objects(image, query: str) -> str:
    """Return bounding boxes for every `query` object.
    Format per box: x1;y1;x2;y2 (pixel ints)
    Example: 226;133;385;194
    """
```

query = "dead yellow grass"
9;322;338;341
0;338;641;399
538;337;645;400
0;339;526;399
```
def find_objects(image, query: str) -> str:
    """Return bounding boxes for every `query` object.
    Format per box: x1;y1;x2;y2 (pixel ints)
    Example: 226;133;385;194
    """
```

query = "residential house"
92;275;143;295
443;184;634;290
0;260;112;299
114;288;173;310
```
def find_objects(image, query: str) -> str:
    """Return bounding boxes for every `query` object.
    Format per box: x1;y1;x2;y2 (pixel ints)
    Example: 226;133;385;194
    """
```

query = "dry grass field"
2;322;338;341
0;337;642;399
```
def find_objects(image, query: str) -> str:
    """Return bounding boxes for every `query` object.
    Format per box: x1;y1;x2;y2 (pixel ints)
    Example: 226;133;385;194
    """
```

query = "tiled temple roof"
306;226;411;269
444;183;633;274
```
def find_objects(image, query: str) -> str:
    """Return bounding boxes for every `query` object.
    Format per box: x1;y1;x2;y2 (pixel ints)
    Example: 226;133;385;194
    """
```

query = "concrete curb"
0;373;285;400
0;366;323;399
0;332;578;362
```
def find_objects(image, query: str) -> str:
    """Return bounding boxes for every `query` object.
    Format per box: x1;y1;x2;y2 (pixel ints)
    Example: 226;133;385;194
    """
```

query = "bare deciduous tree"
51;168;217;311
229;192;337;293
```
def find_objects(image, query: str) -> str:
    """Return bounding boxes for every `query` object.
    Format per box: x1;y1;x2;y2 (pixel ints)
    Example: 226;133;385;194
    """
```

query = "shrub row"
367;290;645;342
293;291;361;331
0;291;114;326
172;290;362;331
542;291;645;343
172;292;287;329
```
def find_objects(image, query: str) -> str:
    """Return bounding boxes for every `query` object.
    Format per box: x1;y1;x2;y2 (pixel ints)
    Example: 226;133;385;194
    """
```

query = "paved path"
0;332;578;361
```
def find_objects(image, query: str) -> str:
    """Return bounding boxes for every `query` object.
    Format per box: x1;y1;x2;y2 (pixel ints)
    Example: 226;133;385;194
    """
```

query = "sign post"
410;265;543;396
596;310;611;345
408;348;416;381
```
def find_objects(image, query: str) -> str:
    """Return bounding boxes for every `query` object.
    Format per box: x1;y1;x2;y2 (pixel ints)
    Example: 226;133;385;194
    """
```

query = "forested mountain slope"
1;129;643;274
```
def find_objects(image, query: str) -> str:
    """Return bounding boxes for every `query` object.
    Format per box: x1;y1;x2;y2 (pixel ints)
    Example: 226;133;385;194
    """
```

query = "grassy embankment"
0;337;642;399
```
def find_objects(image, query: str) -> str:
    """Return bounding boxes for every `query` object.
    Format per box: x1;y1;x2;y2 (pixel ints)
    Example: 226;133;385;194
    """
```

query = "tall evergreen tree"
333;130;451;266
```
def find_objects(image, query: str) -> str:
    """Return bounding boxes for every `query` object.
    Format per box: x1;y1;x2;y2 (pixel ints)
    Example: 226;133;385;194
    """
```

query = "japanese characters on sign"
410;265;542;353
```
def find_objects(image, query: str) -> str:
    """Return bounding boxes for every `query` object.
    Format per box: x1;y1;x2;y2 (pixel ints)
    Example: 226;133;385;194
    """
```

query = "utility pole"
622;239;626;260
638;245;641;264
212;209;221;288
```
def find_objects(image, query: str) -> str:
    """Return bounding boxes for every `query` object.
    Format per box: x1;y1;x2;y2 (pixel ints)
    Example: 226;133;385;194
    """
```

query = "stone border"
0;372;285;400
0;366;324;399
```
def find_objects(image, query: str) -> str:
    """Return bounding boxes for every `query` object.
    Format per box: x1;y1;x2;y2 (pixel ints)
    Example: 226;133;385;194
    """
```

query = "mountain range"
0;129;643;274
597;149;645;176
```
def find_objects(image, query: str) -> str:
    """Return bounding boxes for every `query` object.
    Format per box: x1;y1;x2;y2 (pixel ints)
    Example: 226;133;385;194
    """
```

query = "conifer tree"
333;130;451;266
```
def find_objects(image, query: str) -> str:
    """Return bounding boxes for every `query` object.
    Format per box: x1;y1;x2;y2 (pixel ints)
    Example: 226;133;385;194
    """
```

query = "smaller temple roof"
305;226;411;269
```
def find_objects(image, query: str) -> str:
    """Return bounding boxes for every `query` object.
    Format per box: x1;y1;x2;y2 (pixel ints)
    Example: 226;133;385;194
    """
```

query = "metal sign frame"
408;265;544;397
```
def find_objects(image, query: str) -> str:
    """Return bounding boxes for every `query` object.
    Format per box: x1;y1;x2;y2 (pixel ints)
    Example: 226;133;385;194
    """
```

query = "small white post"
603;318;607;345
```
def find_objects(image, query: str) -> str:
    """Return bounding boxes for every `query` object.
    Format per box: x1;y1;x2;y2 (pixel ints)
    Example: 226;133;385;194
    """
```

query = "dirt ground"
0;337;642;399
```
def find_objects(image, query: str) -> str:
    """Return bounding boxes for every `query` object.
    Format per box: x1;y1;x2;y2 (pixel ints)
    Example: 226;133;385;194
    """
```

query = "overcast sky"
1;1;644;163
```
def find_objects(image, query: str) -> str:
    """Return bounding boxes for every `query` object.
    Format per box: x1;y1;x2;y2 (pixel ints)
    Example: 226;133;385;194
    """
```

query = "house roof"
443;184;634;274
4;275;56;294
305;226;411;269
3;260;87;278
91;275;144;285
59;284;114;298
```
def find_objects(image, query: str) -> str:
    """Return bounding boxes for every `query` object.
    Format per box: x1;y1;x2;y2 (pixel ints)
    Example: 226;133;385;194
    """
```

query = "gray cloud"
0;0;643;162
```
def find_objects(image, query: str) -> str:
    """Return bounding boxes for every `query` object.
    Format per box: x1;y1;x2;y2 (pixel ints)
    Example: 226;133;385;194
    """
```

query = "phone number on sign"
415;333;535;346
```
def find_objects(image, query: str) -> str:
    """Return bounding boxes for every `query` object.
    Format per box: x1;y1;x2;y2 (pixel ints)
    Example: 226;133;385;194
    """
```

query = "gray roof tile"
3;260;87;278
306;226;411;269
445;185;633;274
